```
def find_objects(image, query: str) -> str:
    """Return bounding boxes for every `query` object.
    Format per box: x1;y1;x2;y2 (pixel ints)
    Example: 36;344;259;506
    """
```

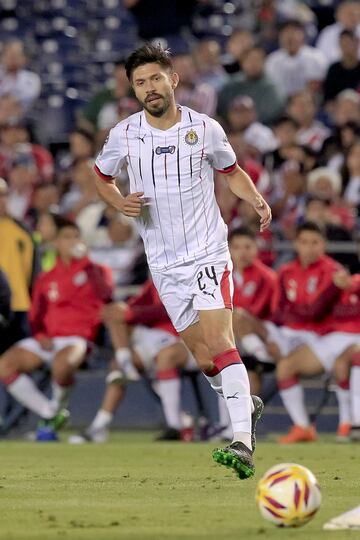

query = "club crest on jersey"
155;145;176;155
184;129;199;146
307;277;318;294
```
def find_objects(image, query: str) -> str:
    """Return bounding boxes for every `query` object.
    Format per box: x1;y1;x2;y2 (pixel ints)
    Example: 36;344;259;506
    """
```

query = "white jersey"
95;106;237;271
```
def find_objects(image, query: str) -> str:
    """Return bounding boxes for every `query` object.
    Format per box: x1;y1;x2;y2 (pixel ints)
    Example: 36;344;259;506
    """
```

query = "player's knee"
276;358;297;380
0;350;21;378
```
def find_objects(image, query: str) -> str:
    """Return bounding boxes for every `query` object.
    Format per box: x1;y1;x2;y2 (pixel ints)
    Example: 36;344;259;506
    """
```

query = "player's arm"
225;165;272;232
94;127;144;217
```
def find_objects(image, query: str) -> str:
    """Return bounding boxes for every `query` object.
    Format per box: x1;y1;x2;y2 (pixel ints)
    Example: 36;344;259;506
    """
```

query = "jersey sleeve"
208;119;237;174
94;126;126;182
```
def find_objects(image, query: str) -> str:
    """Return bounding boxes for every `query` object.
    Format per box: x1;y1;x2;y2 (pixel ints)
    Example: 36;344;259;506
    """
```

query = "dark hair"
295;221;325;238
125;43;173;80
305;195;331;208
51;214;79;234
71;128;95;145
242;44;266;59
279;19;304;33
229;226;256;242
272;115;299;130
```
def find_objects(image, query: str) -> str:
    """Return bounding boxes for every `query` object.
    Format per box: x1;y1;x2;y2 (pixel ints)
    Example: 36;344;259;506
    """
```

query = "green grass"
0;432;359;540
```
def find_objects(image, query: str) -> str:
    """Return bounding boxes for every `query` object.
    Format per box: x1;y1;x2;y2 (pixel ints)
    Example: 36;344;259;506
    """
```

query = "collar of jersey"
141;105;183;133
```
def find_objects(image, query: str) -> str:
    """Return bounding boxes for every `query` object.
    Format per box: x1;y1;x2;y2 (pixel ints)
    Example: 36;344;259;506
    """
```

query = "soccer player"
229;226;277;395
273;223;347;443
71;279;197;443
0;218;112;435
320;273;360;441
94;43;272;479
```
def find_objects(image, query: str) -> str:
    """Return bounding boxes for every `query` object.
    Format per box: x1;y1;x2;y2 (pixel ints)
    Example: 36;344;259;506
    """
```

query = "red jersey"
272;255;342;334
124;280;177;336
233;259;276;320
326;274;360;333
30;257;112;341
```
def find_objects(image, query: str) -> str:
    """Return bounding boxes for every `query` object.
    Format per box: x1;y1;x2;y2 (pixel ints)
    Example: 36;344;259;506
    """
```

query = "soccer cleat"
278;424;317;444
251;395;264;453
68;426;109;444
350;426;360;441
36;426;59;442
212;441;255;479
37;408;70;432
336;423;351;442
155;428;181;441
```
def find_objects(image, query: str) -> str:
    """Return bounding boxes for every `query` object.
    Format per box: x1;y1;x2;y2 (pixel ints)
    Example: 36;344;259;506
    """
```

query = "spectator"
34;211;59;272
0;178;38;344
60;158;100;220
265;19;327;98
323;30;360;104
97;96;140;135
172;54;216;116
307;167;355;231
0;41;41;113
27;183;60;229
263;116;301;175
80;61;130;133
226;96;277;157
0;94;22;127
90;210;147;287
223;29;254;74
0;120;54;182
7;150;39;221
218;45;284;125
192;39;229;91
287;91;330;152
316;1;360;65
304;196;359;272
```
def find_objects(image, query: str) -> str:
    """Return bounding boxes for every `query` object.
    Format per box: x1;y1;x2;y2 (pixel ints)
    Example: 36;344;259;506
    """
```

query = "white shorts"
131;325;178;375
314;332;360;372
130;325;197;377
151;248;234;332
264;321;318;358
16;336;87;366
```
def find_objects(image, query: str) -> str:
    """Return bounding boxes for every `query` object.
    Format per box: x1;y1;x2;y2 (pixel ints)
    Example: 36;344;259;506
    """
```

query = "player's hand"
253;195;272;232
37;337;54;351
102;302;128;325
333;269;352;290
120;192;144;217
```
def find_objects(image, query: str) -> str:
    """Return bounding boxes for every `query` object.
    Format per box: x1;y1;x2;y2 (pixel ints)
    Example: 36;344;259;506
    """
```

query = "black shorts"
242;355;275;375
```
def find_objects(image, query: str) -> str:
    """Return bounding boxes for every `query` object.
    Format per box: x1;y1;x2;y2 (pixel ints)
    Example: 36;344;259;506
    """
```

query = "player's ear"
171;71;179;90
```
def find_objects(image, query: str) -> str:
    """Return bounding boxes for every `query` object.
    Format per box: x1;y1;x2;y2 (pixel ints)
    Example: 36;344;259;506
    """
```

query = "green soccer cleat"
212;441;255;480
251;395;264;453
38;408;70;432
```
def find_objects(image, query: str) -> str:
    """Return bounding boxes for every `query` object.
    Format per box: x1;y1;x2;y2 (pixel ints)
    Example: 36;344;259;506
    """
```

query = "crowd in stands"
0;0;359;442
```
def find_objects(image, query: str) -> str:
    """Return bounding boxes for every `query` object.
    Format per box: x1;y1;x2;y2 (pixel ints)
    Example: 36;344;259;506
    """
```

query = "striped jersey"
95;105;237;271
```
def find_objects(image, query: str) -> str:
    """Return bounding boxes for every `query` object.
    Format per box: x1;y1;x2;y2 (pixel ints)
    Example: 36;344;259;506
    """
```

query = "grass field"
0;432;359;540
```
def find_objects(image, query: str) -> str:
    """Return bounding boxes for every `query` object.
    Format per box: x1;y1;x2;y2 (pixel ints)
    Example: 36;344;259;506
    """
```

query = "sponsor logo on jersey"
184;129;199;146
73;271;87;286
136;134;146;143
155;145;176;155
243;281;256;297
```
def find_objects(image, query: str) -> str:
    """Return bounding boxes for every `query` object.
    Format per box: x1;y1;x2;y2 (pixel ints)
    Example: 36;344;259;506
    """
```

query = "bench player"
94;43;272;479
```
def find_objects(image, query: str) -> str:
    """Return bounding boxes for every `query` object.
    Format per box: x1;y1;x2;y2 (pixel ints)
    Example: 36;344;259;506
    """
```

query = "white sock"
220;363;252;450
7;374;57;419
156;378;181;430
279;382;310;428
115;348;139;380
242;334;270;362
335;384;351;426
203;371;223;396
90;409;113;431
51;380;72;409
350;365;360;426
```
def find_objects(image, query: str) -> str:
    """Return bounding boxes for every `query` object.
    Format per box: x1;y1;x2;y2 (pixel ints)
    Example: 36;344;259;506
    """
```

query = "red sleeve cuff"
215;161;237;175
34;333;47;341
94;164;114;182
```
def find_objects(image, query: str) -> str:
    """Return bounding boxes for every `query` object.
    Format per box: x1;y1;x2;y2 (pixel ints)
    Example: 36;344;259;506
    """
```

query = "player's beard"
142;92;171;118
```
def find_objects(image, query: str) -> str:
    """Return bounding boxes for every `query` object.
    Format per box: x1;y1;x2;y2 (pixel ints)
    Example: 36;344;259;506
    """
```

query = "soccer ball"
256;463;321;528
